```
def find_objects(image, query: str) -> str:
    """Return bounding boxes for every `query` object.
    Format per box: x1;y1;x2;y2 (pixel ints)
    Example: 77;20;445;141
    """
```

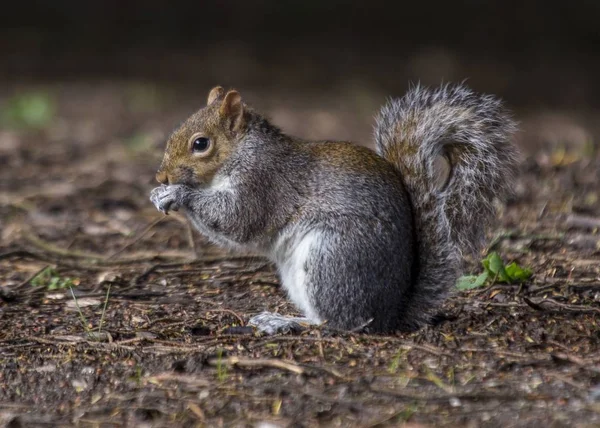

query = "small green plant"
128;365;144;386
1;92;55;129
69;286;91;334
456;252;532;290
31;267;112;338
31;267;78;290
97;284;111;333
216;348;228;383
388;348;409;374
69;284;111;338
394;405;417;424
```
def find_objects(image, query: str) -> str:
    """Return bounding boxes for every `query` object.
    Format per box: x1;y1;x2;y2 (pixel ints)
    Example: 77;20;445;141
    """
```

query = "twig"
315;330;325;360
363;407;415;428
126;264;160;290
487;230;564;252
459;347;543;360
186;221;199;258
205;308;245;326
472;283;518;298
24;231;106;261
147;373;211;387
24;230;210;266
9;245;193;269
351;335;456;358
552;353;600;373
305;363;346;380
369;385;538;402
402;342;455;358
209;354;347;380
108;217;166;259
248;335;345;350
11;251;107;271
523;297;600;314
0;250;44;261
207;356;305;375
529;282;566;295
14;264;50;291
566;214;600;231
187;402;206;421
24;335;136;351
546;372;587;390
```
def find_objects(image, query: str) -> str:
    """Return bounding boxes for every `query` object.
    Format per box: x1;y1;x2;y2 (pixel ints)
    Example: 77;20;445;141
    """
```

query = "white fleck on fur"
210;175;233;193
272;229;323;323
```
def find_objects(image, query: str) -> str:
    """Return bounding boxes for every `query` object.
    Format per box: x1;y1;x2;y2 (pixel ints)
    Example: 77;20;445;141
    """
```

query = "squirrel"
150;83;518;334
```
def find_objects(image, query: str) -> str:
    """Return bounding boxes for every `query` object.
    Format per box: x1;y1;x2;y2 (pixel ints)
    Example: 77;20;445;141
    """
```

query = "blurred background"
1;0;599;186
2;4;600;425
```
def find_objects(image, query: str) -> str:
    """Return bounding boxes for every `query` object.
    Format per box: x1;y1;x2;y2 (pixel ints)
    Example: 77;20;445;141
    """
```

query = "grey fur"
151;83;518;334
374;83;518;328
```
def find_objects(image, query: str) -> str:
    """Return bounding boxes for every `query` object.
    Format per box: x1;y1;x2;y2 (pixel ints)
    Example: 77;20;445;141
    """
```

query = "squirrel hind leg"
248;312;313;335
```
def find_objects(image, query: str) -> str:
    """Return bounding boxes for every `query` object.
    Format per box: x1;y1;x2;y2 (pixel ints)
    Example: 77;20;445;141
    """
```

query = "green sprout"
456;252;532;290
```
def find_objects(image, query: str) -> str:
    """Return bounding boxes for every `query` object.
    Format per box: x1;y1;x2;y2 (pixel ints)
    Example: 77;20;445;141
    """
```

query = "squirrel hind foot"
248;312;311;335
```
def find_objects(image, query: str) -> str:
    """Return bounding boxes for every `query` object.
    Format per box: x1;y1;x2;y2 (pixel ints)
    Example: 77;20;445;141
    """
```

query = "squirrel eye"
191;137;211;154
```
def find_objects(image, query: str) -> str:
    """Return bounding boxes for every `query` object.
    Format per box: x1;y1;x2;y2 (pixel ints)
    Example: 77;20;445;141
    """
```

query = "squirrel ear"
219;90;245;131
207;86;225;105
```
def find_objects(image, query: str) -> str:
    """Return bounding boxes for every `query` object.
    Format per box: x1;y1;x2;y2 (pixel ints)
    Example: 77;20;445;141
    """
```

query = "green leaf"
456;272;489;290
473;272;490;287
31;267;55;286
470;251;534;286
487;253;504;274
482;252;511;283
48;277;60;290
456;275;476;290
30;267;76;290
505;262;532;282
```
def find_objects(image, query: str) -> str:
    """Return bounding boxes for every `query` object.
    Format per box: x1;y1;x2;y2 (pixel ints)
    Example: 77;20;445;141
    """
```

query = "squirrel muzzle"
156;170;169;185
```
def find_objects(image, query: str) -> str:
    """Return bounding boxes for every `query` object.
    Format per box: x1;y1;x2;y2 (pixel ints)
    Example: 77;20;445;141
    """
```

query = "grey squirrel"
150;83;518;334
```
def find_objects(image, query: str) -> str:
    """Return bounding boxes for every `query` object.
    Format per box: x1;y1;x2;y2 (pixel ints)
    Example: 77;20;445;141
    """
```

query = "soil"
0;82;599;428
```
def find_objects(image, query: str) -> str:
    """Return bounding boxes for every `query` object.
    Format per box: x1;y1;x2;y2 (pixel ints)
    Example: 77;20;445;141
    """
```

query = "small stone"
34;364;57;373
81;366;95;375
449;397;462;407
66;298;101;309
72;379;88;392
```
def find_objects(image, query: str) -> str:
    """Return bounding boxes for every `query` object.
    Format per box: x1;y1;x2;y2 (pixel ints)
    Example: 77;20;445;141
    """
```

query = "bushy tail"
374;83;518;329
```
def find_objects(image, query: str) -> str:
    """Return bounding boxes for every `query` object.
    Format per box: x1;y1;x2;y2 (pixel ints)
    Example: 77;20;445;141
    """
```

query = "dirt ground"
0;82;599;428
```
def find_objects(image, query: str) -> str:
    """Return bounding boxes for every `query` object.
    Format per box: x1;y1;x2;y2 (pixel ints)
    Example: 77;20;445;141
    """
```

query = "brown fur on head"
155;86;247;186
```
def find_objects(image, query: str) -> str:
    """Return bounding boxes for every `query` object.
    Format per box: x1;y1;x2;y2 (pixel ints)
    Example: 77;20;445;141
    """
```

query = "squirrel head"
155;86;246;186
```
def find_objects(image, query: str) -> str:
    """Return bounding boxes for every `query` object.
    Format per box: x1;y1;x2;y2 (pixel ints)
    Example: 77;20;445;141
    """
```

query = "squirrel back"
374;83;518;328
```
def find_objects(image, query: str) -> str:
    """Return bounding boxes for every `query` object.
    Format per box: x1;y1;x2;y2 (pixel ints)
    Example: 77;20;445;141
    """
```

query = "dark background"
3;1;600;105
2;1;600;150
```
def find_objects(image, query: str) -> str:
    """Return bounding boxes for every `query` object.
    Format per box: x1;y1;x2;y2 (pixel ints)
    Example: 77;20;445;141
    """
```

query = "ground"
0;83;599;428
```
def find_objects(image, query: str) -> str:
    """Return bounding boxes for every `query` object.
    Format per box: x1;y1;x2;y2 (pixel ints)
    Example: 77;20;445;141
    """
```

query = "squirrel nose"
156;170;169;185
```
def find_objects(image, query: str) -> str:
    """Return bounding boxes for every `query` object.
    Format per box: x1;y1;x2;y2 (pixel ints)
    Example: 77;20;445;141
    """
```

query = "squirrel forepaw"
150;184;188;215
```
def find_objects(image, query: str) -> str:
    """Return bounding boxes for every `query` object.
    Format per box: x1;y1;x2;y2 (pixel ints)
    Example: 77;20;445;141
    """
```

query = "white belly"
273;229;323;323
